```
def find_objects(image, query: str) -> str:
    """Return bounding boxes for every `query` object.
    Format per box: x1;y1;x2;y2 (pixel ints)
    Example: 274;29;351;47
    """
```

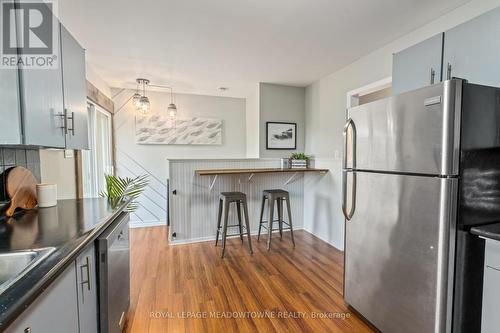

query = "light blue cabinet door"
5;264;79;333
0;68;22;145
0;5;22;145
392;33;443;95
60;24;89;150
18;10;65;148
75;244;98;333
443;7;500;87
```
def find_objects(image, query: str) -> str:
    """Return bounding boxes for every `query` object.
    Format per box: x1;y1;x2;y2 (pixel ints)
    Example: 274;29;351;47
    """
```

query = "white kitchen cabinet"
60;24;89;150
18;10;66;148
1;7;88;149
392;33;444;95
75;244;98;333
0;68;22;145
443;7;500;88
481;239;500;333
392;6;500;96
5;264;79;333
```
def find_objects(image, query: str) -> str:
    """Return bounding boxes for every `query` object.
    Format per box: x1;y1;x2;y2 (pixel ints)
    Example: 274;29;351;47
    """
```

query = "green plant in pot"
289;153;310;161
100;174;149;212
289;152;311;169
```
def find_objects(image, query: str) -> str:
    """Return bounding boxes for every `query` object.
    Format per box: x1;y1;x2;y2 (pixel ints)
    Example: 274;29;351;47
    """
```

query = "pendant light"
135;78;150;114
167;87;177;118
132;81;142;108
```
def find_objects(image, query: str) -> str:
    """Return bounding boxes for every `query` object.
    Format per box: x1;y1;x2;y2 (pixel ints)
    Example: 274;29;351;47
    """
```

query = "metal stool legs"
215;198;223;246
220;198;231;258
266;196;275;250
215;193;253;258
285;196;295;247
258;190;295;250
257;196;266;241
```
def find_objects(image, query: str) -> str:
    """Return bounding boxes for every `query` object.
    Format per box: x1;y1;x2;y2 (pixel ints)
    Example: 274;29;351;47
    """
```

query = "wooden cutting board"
4;166;38;217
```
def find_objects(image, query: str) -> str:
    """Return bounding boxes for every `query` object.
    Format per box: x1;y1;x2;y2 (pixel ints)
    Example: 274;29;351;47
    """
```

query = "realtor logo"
1;0;58;68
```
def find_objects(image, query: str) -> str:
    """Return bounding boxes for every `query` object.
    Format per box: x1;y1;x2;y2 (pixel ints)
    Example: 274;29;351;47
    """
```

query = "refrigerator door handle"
342;170;357;220
342;118;356;169
342;118;357;220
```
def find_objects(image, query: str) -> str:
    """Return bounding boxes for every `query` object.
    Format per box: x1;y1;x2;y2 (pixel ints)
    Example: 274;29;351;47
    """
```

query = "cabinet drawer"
5;264;79;333
481;265;500;333
484;239;500;270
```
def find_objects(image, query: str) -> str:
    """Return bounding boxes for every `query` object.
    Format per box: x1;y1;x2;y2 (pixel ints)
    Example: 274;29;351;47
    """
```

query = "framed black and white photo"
266;122;297;150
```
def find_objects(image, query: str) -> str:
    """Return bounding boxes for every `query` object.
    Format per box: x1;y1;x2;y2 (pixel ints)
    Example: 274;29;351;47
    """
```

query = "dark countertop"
0;198;129;330
471;223;500;242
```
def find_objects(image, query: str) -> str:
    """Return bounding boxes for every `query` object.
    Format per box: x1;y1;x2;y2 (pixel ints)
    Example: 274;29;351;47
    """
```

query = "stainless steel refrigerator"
342;78;500;333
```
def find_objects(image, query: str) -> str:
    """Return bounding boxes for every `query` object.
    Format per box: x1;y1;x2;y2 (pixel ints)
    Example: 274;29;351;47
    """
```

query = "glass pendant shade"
139;96;150;113
168;103;177;117
132;93;142;108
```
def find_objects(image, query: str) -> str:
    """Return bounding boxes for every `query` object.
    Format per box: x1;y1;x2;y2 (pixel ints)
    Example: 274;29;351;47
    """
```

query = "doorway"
81;101;114;198
346;77;392;109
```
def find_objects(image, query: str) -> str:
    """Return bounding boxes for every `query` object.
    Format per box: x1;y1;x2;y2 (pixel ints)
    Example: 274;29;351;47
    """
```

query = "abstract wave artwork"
135;115;222;145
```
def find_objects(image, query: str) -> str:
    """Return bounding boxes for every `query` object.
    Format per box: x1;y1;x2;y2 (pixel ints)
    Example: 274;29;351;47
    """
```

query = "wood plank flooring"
125;226;375;333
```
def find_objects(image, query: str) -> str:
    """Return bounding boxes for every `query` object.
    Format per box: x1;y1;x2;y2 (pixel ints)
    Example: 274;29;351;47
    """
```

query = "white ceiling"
58;0;469;97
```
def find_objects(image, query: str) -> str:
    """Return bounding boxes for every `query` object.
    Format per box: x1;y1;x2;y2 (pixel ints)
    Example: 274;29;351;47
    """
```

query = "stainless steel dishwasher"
97;212;130;333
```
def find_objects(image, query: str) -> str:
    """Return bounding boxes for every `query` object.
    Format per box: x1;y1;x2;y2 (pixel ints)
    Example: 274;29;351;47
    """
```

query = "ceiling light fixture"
167;87;177;118
135;78;150;114
132;81;142;108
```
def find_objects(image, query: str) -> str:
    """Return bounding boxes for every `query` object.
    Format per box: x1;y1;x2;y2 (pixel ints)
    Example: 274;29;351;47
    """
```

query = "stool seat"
263;189;289;198
219;191;246;201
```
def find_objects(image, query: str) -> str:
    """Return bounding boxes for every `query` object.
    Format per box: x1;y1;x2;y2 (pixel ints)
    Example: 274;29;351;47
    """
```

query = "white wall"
86;62;113;98
304;0;500;250
259;83;305;158
114;90;247;226
40;150;77;200
246;84;260;158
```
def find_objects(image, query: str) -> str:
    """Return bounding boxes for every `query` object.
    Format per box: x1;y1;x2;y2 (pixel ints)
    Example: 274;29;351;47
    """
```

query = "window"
81;102;113;198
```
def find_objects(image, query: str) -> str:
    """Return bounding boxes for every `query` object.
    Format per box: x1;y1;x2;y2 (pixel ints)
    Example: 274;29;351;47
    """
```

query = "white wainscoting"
168;159;323;244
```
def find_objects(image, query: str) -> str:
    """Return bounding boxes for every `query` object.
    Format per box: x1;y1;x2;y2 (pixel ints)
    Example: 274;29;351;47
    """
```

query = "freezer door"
346;79;462;176
344;171;457;333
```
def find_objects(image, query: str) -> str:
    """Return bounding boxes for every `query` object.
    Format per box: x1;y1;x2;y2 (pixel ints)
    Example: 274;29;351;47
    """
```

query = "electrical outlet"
64;150;74;159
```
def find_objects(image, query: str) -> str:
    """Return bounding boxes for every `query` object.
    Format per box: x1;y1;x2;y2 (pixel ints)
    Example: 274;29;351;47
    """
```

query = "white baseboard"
129;220;166;228
302;226;343;251
169;227;304;245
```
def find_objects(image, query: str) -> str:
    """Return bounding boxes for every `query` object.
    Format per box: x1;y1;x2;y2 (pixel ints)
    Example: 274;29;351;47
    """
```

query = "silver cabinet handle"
342;118;357;221
430;68;436;84
24;328;32;333
80;256;91;296
447;63;452;80
56;112;66;133
66;110;75;136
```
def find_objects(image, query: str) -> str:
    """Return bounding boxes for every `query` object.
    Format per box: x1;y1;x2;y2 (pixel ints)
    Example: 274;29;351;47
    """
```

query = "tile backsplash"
0;148;41;202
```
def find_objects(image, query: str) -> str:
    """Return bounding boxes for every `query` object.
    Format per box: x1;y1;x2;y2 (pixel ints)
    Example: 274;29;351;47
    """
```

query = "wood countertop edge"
195;168;329;176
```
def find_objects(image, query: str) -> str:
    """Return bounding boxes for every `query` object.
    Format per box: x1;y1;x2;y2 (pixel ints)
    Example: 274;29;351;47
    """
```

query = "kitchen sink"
0;247;55;294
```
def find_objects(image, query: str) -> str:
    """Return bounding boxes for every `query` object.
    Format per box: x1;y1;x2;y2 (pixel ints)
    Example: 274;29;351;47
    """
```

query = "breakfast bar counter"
168;159;329;244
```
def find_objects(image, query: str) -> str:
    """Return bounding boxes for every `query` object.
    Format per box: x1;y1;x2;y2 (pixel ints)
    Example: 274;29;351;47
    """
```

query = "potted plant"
100;174;149;211
289;152;311;169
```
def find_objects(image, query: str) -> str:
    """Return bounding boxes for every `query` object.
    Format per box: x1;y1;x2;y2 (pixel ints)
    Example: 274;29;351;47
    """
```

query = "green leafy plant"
100;174;149;212
289;152;310;160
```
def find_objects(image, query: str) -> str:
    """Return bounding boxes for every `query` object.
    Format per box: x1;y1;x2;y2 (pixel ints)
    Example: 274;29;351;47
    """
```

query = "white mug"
37;183;58;208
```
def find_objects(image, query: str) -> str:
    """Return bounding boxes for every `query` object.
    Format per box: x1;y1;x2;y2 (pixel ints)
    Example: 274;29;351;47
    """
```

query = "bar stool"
215;192;253;258
258;189;295;250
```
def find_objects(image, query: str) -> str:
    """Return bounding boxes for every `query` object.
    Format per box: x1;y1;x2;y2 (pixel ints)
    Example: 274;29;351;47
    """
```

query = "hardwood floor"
125;226;375;333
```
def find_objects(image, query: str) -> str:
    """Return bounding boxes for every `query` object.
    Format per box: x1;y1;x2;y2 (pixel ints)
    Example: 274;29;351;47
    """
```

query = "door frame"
346;77;392;109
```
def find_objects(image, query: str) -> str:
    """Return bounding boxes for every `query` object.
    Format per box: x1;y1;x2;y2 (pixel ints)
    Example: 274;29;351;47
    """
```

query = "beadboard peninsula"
167;158;328;244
